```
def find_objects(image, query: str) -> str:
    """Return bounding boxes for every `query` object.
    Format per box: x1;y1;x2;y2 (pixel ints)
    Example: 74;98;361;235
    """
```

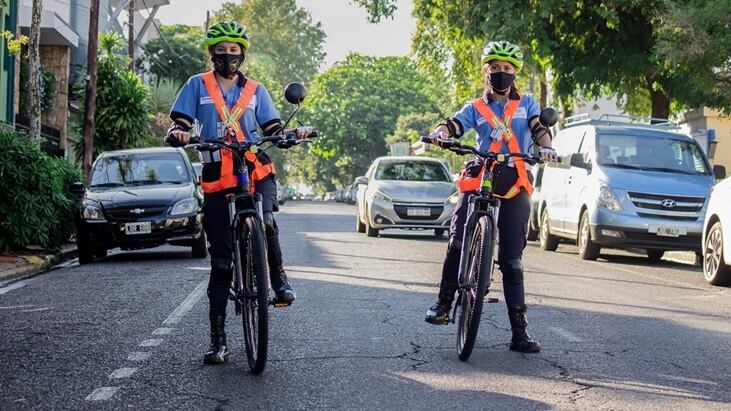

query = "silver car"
355;156;457;237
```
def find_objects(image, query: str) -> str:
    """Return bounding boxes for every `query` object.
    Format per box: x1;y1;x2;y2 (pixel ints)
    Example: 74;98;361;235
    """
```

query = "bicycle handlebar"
420;136;544;165
165;129;319;151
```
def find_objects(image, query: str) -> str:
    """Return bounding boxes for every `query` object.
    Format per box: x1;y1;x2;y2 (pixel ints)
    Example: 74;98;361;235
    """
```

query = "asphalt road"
1;202;730;410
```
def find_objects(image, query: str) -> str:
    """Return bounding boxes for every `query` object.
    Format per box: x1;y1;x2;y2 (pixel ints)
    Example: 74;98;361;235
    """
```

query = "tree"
139;25;207;85
290;54;439;193
211;0;325;86
82;0;100;178
27;0;42;143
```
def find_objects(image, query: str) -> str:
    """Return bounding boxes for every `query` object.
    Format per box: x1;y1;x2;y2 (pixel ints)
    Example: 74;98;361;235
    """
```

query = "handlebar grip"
189;136;200;144
309;130;319;138
420;136;433;144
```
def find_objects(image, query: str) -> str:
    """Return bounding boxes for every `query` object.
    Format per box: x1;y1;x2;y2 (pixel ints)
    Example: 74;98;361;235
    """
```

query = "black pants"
203;176;281;319
439;163;531;308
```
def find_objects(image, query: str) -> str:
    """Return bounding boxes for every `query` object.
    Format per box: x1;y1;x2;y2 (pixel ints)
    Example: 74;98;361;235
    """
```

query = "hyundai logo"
130;208;145;214
661;199;676;208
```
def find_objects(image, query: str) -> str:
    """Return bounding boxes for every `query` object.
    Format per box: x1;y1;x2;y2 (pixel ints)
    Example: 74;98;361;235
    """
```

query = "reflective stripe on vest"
199;71;275;193
456;97;533;198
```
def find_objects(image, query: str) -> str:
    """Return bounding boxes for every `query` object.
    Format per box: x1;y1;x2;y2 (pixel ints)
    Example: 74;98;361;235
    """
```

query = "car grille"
627;192;704;221
106;206;169;221
392;204;444;221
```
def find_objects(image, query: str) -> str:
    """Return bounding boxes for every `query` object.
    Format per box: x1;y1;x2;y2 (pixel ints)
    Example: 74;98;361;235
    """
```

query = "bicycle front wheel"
457;215;495;361
240;215;269;374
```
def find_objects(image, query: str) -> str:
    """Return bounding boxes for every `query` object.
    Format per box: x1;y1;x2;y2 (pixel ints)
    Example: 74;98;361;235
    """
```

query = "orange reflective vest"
200;71;276;193
456;97;533;199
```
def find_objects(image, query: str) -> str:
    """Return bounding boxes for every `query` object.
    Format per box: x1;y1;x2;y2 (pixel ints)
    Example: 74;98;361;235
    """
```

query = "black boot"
203;315;229;364
425;287;455;325
507;305;541;353
266;227;295;305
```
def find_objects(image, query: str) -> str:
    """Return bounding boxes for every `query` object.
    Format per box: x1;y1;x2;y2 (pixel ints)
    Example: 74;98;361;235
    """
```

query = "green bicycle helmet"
205;21;251;49
481;41;524;72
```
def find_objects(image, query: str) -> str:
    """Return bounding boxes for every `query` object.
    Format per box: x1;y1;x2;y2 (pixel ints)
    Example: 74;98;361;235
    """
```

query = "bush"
0;127;83;251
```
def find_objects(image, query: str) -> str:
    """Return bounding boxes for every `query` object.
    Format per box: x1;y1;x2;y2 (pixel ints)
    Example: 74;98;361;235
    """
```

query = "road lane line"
548;327;584;342
0;279;39;295
127;352;152;362
108;367;138;379
85;387;120;401
20;307;51;313
152;327;172;335
163;279;207;325
0;305;34;310
139;339;163;347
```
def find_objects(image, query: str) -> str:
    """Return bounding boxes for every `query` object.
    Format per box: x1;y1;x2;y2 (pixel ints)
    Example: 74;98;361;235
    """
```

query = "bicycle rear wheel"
240;215;269;374
457;215;495;361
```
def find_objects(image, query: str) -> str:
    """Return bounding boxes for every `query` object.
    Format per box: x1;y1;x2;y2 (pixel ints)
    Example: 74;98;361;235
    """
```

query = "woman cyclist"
166;21;312;364
424;41;558;353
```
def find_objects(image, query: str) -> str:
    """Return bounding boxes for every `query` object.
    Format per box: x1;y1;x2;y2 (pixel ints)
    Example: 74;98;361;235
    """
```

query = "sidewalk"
0;244;77;284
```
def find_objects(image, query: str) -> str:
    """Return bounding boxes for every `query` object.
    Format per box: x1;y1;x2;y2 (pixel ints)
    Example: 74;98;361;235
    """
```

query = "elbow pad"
530;122;552;142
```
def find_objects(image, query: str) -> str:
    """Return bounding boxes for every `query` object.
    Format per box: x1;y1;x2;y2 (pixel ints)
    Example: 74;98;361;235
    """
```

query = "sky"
154;0;416;69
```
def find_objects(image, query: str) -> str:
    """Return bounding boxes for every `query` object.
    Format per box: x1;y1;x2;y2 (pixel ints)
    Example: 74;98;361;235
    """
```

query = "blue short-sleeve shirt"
453;92;540;154
171;72;280;143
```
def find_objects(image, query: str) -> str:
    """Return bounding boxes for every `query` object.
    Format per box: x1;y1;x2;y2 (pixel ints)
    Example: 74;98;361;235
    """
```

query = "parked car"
527;163;545;241
72;147;205;264
702;176;731;285
277;181;287;205
191;162;202;180
537;114;725;261
355;156;456;237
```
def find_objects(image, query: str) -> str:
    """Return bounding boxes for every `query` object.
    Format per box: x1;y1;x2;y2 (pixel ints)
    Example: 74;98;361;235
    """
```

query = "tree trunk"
647;76;671;122
27;0;43;144
83;0;100;178
128;0;135;71
540;79;548;108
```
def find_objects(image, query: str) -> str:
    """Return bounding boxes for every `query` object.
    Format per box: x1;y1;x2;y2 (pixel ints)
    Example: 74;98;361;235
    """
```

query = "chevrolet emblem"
130;208;145;214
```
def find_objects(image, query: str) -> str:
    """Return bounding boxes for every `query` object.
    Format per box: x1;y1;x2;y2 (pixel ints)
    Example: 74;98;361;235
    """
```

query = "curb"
0;245;78;284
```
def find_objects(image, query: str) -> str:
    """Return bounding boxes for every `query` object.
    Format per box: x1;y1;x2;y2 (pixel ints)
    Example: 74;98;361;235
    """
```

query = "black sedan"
72;147;205;264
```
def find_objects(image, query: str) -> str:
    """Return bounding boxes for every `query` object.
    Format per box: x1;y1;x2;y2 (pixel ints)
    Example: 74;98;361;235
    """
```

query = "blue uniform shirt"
171;72;280;143
453;92;540;154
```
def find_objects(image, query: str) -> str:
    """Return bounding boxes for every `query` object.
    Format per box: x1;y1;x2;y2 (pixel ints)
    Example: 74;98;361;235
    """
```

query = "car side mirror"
570;153;590;169
713;165;726;180
355;176;368;185
284;82;307;105
70;181;85;195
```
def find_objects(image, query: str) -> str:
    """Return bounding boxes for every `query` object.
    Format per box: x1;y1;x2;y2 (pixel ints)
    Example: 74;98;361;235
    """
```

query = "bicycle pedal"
271;300;292;308
486;297;499;303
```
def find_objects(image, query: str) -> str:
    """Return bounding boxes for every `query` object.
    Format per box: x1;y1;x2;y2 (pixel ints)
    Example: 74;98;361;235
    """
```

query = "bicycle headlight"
170;198;197;216
373;191;392;202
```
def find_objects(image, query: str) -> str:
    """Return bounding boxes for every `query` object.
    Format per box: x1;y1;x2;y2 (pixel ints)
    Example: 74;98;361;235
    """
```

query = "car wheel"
704;221;731;285
192;230;208;258
526;212;539;241
539;209;559;251
355;207;366;233
365;209;379;238
77;230;94;265
434;228;446;238
577;211;601;260
646;249;665;263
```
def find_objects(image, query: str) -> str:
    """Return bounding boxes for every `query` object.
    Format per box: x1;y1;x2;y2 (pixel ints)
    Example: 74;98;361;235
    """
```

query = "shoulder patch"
200;96;213;105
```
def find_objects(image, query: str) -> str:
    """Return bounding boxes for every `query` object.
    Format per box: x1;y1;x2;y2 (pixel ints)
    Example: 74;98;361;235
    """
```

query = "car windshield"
596;134;710;175
90;153;190;187
375;160;451;182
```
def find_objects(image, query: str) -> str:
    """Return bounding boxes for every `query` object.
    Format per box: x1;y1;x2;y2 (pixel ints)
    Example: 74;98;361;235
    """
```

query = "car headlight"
373;191;392;202
170;198;197;216
447;191;459;204
82;203;105;220
597;184;623;211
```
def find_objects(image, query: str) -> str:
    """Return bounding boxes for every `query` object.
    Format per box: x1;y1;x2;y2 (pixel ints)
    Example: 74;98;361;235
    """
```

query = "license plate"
650;225;686;238
407;208;431;217
125;221;151;235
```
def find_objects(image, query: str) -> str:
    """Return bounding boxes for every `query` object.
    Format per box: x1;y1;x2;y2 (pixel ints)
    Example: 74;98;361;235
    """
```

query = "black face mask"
212;52;245;78
489;71;515;93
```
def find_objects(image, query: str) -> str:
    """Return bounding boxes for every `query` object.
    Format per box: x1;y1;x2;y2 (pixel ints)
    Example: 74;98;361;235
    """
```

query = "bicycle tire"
240;215;269;374
457;215;495;361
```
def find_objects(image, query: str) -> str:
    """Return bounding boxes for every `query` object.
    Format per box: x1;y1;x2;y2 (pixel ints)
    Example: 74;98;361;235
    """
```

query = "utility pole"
205;10;210;31
82;0;100;178
27;0;43;144
128;0;135;70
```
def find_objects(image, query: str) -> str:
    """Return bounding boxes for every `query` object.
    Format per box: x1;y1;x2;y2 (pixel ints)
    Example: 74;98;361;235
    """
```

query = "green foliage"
2;30;28;55
148;77;182;115
290;54;440;193
351;0;398;23
139;25;207;85
74;32;152;160
19;57;58;114
0;127;83;250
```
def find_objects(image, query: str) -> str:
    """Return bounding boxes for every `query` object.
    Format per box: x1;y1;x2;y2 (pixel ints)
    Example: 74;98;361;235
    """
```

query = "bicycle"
420;136;543;361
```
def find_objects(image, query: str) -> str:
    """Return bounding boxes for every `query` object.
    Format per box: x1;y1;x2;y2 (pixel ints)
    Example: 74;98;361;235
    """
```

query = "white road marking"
0;279;38;295
163;279;207;325
20;307;51;313
139;339;164;347
0;305;34;310
85;387;120;401
186;266;210;271
548;327;585;342
127;352;152;362
152;327;172;335
108;367;138;379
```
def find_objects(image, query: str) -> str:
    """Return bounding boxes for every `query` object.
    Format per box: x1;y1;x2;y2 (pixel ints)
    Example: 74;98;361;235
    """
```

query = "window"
374;160;451;182
596;134;709;175
90;153;190;187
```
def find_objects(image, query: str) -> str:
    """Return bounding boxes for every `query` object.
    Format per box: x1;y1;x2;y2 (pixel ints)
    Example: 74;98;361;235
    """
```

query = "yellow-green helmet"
205;22;251;49
481;41;523;72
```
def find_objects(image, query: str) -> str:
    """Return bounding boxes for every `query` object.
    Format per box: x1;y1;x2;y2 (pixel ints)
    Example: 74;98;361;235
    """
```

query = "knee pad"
501;258;524;285
446;237;462;262
263;211;278;237
211;257;232;272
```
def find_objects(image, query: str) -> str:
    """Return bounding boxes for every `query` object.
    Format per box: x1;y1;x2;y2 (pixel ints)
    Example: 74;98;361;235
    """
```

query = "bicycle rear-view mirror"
284;83;307;105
